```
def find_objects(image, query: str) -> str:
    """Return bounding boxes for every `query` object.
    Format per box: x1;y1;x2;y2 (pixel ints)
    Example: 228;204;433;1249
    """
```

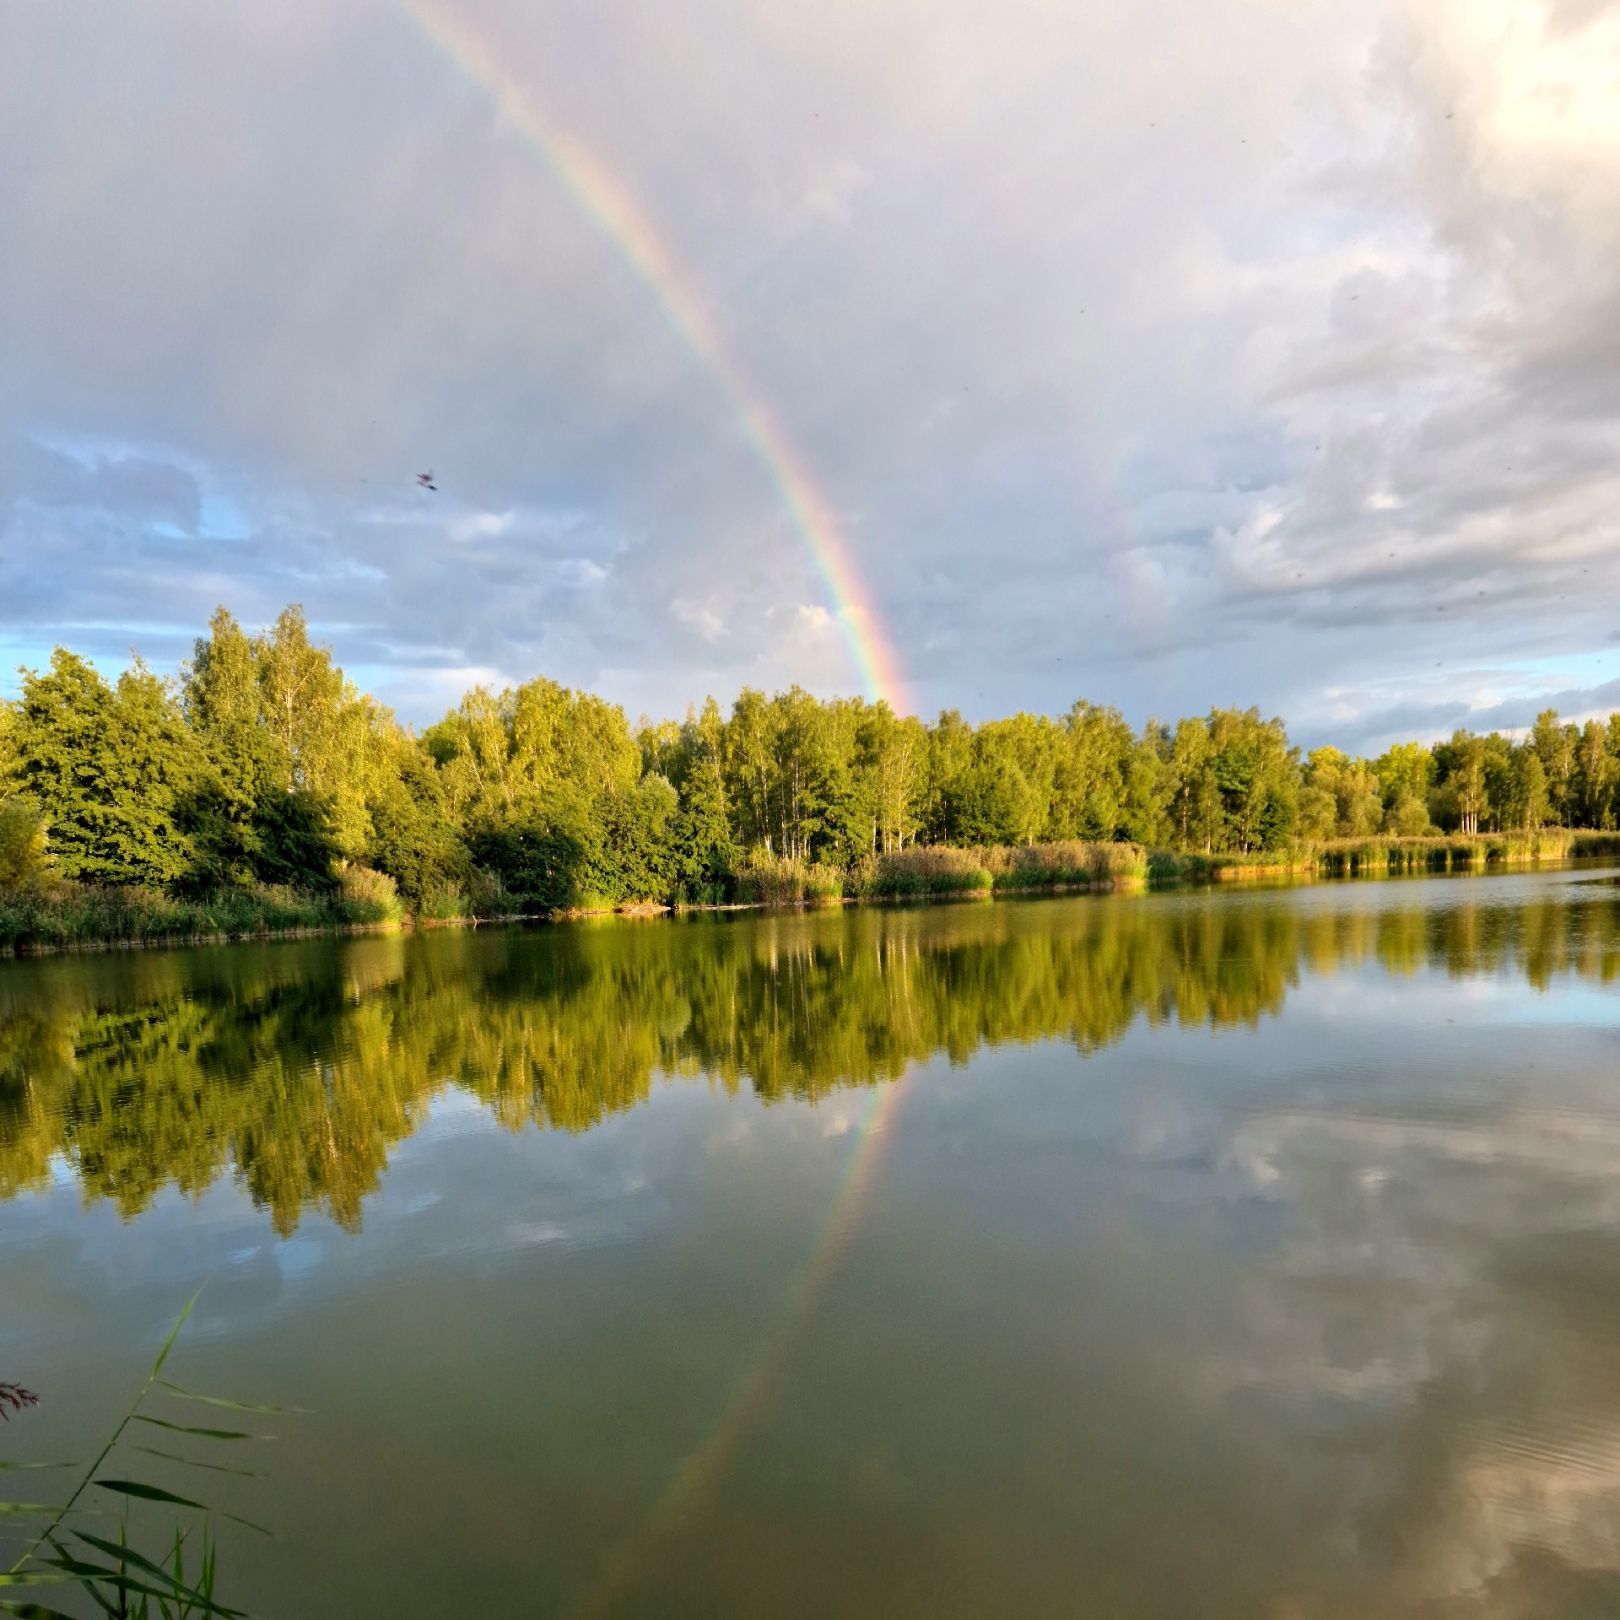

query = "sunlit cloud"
1;0;1616;737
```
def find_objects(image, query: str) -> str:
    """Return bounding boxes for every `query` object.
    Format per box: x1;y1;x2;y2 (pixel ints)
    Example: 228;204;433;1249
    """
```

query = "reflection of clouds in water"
1214;1086;1620;1610
705;1117;753;1154
505;1220;568;1248
275;1236;325;1281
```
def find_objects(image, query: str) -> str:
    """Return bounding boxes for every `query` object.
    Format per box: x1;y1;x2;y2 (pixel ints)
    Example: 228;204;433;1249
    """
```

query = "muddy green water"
4;868;1620;1618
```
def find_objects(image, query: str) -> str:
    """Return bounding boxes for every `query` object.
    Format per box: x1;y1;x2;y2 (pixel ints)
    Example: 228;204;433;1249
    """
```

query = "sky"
2;0;1618;751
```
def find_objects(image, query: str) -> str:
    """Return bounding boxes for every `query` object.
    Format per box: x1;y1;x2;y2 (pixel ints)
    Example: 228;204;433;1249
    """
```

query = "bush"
416;884;471;921
728;851;844;906
671;879;732;907
336;862;402;924
465;867;515;918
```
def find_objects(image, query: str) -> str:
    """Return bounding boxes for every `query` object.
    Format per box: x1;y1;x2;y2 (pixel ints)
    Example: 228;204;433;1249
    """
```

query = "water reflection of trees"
1;887;1615;1232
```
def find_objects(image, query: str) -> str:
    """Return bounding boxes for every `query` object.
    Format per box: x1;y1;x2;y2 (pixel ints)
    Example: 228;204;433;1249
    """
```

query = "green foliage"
335;863;402;925
11;654;200;887
857;845;993;898
0;884;369;954
2;1294;282;1618
12;605;1620;946
0;798;51;893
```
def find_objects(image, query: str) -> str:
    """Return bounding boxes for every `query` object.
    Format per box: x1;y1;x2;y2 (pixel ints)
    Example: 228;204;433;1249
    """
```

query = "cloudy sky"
2;0;1617;747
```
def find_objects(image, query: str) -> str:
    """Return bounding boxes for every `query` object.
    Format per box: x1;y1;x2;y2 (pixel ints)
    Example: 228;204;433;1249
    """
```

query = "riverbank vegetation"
3;604;1620;947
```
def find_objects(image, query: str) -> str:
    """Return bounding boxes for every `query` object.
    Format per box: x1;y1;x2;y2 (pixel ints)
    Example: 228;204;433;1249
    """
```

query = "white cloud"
449;510;513;542
671;597;726;642
2;0;1617;737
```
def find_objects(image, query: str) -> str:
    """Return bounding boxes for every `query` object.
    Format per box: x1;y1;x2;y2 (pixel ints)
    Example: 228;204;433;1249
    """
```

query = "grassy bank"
4;831;1613;954
852;829;1601;898
852;840;1149;900
0;871;403;954
1571;831;1620;859
1142;827;1594;883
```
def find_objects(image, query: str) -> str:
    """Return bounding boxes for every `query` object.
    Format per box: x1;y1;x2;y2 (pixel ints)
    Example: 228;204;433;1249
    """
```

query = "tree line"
3;603;1619;913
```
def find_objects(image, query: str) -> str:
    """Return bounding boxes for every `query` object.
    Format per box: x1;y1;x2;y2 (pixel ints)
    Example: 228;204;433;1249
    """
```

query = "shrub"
336;861;403;924
416;884;471;921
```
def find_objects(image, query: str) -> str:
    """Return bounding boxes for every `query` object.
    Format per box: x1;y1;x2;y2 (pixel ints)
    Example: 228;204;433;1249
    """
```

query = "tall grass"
855;841;1147;900
1147;829;1583;884
983;841;1149;890
1312;828;1575;875
731;853;845;906
3;1291;283;1617
1571;831;1620;858
0;875;402;954
855;846;993;899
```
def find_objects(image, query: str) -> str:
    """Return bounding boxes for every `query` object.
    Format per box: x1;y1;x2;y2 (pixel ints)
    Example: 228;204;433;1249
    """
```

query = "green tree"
1574;718;1614;829
1530;709;1577;825
0;794;51;891
1431;731;1487;835
13;651;200;884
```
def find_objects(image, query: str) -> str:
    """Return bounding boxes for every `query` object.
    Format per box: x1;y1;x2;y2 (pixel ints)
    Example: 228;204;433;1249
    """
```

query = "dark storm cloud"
2;0;1617;735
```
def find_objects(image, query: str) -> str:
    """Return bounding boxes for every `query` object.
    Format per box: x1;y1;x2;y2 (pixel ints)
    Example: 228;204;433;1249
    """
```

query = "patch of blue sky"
33;428;187;470
197;486;252;540
0;636;94;698
1488;649;1620;688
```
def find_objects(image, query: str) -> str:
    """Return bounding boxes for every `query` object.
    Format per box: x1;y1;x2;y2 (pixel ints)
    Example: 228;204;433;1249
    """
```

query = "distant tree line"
2;604;1619;913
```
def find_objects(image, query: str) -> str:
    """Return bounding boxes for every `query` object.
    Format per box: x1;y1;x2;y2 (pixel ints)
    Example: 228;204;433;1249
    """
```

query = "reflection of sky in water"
2;869;1619;1618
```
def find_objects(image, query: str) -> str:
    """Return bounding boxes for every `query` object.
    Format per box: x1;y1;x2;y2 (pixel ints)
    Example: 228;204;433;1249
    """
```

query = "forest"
2;603;1619;934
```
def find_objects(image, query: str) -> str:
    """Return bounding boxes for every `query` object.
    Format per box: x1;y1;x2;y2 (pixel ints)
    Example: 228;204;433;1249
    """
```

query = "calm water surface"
4;870;1620;1618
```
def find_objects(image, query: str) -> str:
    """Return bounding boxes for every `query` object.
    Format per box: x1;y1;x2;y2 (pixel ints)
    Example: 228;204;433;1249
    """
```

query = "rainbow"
390;0;912;713
564;1069;914;1619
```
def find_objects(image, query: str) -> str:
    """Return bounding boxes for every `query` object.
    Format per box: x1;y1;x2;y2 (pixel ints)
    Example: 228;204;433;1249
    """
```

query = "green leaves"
149;1290;201;1380
66;1531;244;1617
2;1291;287;1619
132;1418;263;1444
91;1481;209;1513
128;1448;257;1480
40;1553;241;1619
155;1383;285;1416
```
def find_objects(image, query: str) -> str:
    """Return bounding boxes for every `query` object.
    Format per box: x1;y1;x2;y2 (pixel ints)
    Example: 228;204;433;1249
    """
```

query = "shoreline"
3;840;1614;959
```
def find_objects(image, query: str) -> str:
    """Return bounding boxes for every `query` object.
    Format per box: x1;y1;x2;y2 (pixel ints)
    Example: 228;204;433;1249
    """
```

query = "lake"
4;868;1620;1618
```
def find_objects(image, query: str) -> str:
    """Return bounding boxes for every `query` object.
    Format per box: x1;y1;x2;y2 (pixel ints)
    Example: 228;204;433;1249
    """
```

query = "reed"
1313;828;1576;875
3;1292;283;1617
731;853;845;906
857;846;993;899
0;878;403;954
1571;831;1620;858
986;841;1148;890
